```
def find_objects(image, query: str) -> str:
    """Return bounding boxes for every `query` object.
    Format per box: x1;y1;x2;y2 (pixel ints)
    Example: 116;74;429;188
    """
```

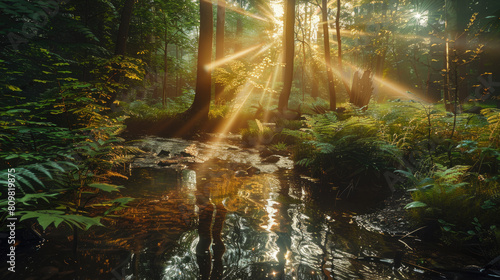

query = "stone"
262;155;280;163
180;151;194;157
247;166;261;176
259;148;274;158
158;160;177;167
235;170;248;177
157;150;170;157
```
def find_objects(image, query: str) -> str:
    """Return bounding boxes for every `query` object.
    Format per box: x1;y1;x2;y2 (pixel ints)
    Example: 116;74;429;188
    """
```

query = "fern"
291;112;402;186
18;210;103;230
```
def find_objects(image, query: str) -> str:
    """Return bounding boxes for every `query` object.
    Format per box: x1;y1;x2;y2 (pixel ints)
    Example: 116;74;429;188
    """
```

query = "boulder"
262;155;280;163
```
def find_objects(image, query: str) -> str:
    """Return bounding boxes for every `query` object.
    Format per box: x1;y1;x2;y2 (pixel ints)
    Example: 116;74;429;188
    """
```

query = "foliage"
121;91;195;121
0;13;141;233
241;119;274;146
286;110;402;187
402;164;500;256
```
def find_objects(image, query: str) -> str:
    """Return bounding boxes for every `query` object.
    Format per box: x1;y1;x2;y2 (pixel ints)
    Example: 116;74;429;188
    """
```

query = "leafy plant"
286;111;402;187
241;119;274;146
402;164;500;256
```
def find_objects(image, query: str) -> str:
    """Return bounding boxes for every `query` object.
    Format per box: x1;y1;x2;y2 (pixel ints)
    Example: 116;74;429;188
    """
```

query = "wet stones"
235;170;248;177
246;166;261;176
157;160;178;167
262;155;280;163
235;166;261;177
157;150;170;157
179;151;195;157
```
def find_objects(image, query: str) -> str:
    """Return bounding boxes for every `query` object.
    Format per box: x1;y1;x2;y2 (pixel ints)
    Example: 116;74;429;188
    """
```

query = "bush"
403;164;500;257
286;111;402;187
241;119;274;146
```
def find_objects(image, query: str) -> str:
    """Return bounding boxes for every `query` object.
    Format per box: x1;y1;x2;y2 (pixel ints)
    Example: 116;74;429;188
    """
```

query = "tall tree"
215;0;226;103
187;0;214;122
162;14;170;107
322;0;336;110
278;0;295;113
115;0;135;56
336;0;351;97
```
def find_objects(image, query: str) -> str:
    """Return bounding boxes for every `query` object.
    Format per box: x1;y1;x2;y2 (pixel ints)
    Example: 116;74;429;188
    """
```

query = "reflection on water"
13;140;477;280
96;162;419;280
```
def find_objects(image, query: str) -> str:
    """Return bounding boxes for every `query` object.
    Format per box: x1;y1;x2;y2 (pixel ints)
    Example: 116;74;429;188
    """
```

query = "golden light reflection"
260;198;279;231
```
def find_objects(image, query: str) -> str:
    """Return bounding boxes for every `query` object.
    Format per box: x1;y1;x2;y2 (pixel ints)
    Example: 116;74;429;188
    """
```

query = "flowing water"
9;136;488;280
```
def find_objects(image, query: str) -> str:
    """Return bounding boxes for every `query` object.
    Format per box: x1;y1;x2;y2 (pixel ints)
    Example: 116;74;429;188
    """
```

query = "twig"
399;225;427;241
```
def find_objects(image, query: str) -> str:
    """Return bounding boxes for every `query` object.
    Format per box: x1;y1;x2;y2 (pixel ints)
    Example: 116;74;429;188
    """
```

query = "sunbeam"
223;1;270;22
206;43;265;72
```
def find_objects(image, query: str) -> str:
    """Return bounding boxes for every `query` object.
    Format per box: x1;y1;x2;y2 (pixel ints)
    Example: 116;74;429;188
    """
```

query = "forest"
1;0;500;279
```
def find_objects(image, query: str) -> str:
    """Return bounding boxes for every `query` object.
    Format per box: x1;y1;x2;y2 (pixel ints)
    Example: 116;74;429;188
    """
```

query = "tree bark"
162;40;168;107
215;0;226;103
176;45;182;97
114;0;135;56
188;0;213;123
453;0;469;104
322;0;336;110
278;0;295;113
443;0;452;111
336;0;351;97
235;0;243;52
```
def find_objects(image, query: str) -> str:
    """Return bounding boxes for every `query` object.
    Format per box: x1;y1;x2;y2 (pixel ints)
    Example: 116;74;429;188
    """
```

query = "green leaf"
419;184;434;191
404;201;428;209
6;85;22;91
88;183;123;192
6;109;30;114
19;210;103;230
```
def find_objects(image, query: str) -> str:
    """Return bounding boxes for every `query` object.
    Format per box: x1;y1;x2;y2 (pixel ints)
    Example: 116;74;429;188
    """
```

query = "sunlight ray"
331;28;433;42
249;43;276;62
223;2;270;22
333;59;432;103
262;53;283;122
259;75;273;105
206;43;265;71
211;58;276;138
211;82;256;138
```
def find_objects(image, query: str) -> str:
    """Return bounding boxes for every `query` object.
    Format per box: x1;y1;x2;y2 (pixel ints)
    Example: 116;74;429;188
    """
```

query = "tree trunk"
188;0;213;123
176;45;181;97
278;0;295;113
215;0;226;103
322;0;336;110
443;0;452;111
426;11;442;101
453;0;469;104
336;0;351;97
114;0;135;56
235;0;243;53
162;40;168;107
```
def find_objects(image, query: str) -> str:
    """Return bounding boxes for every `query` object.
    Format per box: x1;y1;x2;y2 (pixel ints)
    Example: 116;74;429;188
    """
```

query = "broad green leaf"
404;201;428;209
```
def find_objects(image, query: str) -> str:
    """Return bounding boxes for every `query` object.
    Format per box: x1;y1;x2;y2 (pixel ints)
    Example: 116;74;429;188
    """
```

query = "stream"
10;136;490;280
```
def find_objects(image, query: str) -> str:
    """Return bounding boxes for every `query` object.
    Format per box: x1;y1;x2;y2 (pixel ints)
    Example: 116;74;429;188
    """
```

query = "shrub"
286;111;402;187
403;165;500;257
241;119;274;146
